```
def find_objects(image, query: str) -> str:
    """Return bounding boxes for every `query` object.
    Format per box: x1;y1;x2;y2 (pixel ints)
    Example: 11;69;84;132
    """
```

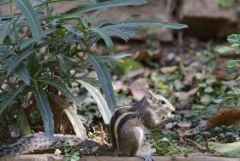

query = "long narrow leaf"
15;0;44;41
103;27;134;41
63;24;84;38
6;41;52;75
0;84;26;113
63;108;87;138
34;0;92;8
90;27;115;53
33;82;54;138
78;80;112;124
16;64;30;85
0;22;11;44
95;52;131;69
95;52;131;62
38;77;81;106
88;54;116;113
60;0;147;19
103;19;188;30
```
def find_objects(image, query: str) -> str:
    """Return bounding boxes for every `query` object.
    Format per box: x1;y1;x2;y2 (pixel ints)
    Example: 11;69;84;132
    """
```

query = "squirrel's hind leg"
119;127;144;156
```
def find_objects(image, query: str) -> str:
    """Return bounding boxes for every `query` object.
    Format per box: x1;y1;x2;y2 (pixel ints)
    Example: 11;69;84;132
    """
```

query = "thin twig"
184;138;206;153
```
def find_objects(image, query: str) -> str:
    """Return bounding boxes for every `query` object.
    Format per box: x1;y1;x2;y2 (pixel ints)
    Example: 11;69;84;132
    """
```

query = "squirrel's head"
144;90;175;121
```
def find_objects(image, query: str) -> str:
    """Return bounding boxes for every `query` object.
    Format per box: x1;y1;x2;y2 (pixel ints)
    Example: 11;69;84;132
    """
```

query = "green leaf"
15;0;44;41
16;64;30;85
61;0;147;18
204;86;214;93
95;52;131;68
6;41;52;75
33;82;54;138
0;84;26;113
227;34;240;44
227;60;240;67
63;24;84;38
57;55;69;75
78;80;112;124
7;48;34;75
95;52;131;64
218;0;234;8
103;19;188;30
38;77;81;106
116;58;144;74
234;46;240;54
34;0;91;8
90;27;115;53
208;141;240;158
0;22;11;44
216;46;234;54
27;53;40;77
88;54;116;113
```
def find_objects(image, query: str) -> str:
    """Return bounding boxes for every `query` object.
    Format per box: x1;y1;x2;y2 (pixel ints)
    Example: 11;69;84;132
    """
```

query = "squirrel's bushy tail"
0;132;102;157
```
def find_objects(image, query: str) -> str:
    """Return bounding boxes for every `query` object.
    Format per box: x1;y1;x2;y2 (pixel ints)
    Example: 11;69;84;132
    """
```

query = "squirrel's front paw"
136;155;154;161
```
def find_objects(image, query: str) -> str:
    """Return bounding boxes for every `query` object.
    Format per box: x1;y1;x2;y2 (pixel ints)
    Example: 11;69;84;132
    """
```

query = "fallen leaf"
200;95;210;105
213;70;228;81
176;128;195;138
149;49;163;61
177;120;192;128
175;100;190;110
183;74;195;86
116;44;130;51
213;70;239;81
134;50;150;61
175;87;199;101
208;141;240;158
126;69;144;79
222;80;235;88
129;78;149;100
113;80;128;92
87;71;97;78
165;122;176;129
160;66;178;73
92;124;109;146
116;58;144;75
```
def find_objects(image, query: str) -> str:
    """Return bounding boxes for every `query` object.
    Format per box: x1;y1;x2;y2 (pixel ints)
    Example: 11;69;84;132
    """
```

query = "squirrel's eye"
160;100;166;105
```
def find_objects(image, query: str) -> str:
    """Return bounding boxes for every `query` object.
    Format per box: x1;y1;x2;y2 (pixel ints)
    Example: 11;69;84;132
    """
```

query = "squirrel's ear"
145;90;154;99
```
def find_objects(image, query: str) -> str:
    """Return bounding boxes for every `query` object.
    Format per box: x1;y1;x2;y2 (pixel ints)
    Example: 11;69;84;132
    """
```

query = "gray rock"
179;0;239;38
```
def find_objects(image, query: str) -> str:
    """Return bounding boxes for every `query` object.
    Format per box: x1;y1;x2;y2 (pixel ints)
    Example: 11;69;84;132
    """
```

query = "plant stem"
17;107;32;136
45;0;52;17
9;0;18;42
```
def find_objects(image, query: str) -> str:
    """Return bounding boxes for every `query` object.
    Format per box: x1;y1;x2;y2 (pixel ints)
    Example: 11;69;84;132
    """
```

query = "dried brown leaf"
200;95;210;105
213;70;238;81
175;87;199;101
113;80;128;92
177;120;192;128
213;70;228;81
129;78;149;100
134;50;150;61
150;49;163;61
176;128;196;138
160;66;178;73
116;44;130;51
183;74;195;86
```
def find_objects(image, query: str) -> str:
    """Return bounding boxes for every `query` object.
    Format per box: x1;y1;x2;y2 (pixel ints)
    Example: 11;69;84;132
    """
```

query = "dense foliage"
0;0;187;137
